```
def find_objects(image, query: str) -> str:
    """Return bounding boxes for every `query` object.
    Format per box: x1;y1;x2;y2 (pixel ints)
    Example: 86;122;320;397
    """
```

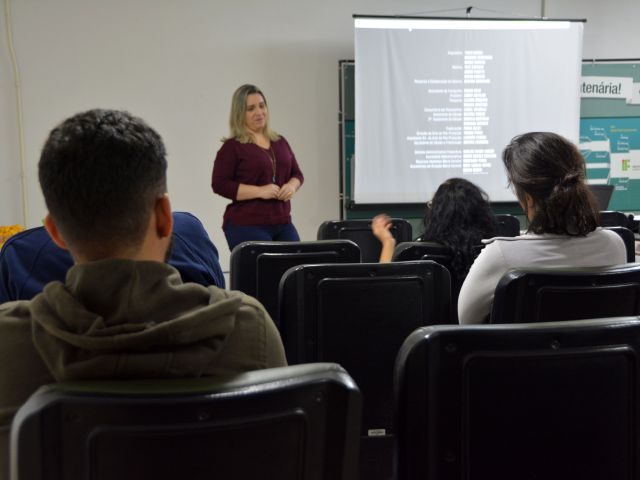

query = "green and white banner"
580;62;640;211
580;117;640;210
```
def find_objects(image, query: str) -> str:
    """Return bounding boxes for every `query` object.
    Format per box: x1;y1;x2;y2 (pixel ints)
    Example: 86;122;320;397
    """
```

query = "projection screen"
354;16;584;203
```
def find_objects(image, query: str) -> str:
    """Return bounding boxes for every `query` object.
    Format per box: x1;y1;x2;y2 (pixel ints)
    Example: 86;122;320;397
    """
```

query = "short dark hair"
421;178;498;284
38;109;167;256
502;132;599;236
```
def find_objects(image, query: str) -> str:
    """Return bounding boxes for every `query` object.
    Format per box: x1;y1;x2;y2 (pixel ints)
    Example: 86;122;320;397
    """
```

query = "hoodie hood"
30;259;243;381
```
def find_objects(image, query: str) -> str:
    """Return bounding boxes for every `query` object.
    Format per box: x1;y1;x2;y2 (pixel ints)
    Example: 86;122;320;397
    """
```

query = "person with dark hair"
212;84;304;251
0;211;226;303
372;178;498;298
458;131;627;324
0;109;286;477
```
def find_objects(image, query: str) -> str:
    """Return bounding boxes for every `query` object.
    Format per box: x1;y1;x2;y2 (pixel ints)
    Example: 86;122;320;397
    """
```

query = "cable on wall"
4;0;29;226
403;5;545;19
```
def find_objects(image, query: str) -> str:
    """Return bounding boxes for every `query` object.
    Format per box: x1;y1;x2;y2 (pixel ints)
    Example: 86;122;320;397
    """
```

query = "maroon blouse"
211;136;304;226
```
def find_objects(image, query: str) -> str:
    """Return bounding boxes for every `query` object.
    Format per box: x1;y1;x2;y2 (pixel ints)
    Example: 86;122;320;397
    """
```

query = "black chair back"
279;260;451;480
392;242;458;320
229;240;360;325
494;214;520;237
599;210;631;228
392;241;451;262
11;363;362;480
490;263;640;324
317;219;412;263
394;318;640;480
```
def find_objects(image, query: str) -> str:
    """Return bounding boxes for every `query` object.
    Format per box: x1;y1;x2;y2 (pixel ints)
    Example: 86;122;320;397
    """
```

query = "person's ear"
43;214;69;250
520;193;536;221
154;194;173;239
524;193;535;212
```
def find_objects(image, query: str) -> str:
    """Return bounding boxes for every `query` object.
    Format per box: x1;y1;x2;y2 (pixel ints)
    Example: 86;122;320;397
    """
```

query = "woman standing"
212;84;304;251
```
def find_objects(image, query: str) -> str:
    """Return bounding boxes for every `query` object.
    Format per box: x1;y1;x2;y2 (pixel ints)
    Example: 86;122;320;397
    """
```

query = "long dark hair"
421;178;498;283
502;132;599;235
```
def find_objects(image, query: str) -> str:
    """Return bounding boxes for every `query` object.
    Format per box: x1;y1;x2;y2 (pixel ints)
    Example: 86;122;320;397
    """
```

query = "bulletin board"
579;61;640;212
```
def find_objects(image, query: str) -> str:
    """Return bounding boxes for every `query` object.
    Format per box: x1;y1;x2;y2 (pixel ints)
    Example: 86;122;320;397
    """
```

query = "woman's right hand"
372;214;396;263
372;214;394;242
235;183;281;201
259;184;281;200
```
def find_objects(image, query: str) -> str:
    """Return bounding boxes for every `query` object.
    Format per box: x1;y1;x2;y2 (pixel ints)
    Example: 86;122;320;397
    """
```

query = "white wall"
0;3;22;225
547;0;640;59
0;0;637;271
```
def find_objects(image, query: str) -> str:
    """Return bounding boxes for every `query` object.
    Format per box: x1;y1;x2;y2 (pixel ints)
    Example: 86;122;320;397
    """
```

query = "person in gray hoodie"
0;109;287;478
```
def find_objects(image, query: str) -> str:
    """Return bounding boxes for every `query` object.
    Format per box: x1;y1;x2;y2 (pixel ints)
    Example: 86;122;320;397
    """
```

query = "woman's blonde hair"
225;84;279;144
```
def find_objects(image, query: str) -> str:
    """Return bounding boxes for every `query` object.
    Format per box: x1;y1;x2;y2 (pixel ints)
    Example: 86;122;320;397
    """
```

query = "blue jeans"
223;222;300;251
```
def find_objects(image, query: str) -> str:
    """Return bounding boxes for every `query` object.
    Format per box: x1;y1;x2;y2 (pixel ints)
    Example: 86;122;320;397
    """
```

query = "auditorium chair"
229;240;360;326
392;241;452;263
279;260;452;480
599;210;632;228
391;241;454;284
490;262;640;324
494;214;520;237
317;219;413;263
391;242;458;320
11;363;362;480
394;317;640;480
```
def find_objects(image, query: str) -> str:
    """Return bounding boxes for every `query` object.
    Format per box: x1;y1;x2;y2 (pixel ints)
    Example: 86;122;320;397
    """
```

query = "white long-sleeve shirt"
457;228;628;324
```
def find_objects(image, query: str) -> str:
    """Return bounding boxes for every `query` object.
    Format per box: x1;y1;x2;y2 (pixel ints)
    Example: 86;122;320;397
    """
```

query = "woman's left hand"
277;180;299;201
